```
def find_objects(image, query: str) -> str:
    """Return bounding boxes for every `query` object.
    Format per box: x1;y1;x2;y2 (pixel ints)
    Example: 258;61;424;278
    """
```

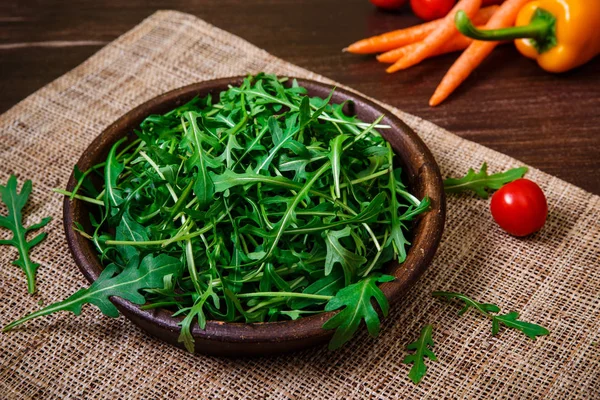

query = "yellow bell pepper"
455;0;600;73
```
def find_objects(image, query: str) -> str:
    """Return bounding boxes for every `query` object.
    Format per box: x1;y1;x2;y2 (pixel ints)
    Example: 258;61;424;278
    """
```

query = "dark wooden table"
2;0;599;193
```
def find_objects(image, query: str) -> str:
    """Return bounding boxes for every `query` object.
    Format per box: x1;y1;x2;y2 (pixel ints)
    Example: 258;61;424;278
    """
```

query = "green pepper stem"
455;9;554;42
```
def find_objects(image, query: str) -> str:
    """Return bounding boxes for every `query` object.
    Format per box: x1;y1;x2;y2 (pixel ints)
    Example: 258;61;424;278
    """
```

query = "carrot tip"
342;47;349;52
429;94;443;107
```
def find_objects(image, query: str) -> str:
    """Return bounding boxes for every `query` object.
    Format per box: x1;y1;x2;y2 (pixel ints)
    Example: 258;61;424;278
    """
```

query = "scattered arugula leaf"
443;163;528;199
433;291;549;340
403;324;437;384
492;311;550;340
0;175;51;294
5;74;429;350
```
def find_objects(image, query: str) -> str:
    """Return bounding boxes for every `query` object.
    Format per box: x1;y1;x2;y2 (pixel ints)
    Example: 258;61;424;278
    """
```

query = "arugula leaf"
176;286;214;353
115;211;148;260
217;132;244;169
433;291;500;316
0;175;51;294
329;134;349;199
285;192;385;235
104;137;127;215
211;169;297;193
323;226;367;285
289;271;344;309
433;291;550;340
443;163;528;199
386;151;410;262
323;274;394;349
492;311;550;340
403;324;437;384
4;253;182;331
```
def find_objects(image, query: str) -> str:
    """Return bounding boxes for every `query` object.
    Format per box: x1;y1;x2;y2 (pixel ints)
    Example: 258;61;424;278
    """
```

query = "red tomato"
410;0;455;21
490;179;548;237
370;0;408;10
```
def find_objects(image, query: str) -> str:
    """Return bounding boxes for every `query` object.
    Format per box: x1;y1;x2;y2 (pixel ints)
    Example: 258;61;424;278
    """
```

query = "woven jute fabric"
0;10;598;399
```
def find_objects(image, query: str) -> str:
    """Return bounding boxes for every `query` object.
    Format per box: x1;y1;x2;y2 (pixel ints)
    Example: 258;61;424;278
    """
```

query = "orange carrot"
377;33;475;63
429;0;530;106
345;5;498;54
386;0;482;73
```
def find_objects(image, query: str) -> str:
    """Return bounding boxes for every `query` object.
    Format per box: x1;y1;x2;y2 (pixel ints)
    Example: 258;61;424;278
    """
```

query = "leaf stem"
236;292;333;300
53;189;104;206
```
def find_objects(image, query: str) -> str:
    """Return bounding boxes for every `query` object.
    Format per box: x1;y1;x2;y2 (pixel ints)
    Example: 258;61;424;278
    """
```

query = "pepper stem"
455;8;557;53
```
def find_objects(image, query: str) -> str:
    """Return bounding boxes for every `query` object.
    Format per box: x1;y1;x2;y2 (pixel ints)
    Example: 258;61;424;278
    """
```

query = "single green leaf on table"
0;175;51;294
492;311;550;340
443;163;528;199
403;324;437;385
323;274;395;350
433;291;500;316
433;291;550;340
3;253;182;332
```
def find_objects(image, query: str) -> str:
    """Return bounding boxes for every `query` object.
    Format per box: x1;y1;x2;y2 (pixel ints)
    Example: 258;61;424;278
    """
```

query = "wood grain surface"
1;0;598;193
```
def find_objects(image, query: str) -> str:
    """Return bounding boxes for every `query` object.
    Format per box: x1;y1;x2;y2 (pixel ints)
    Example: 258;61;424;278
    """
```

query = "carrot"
344;5;498;54
386;0;482;73
429;0;530;106
377;33;474;63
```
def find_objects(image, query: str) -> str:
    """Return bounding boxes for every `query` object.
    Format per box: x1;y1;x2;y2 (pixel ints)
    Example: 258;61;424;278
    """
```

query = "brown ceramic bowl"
64;76;445;357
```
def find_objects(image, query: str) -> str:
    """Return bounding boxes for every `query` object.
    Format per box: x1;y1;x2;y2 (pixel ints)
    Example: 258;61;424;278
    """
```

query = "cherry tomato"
369;0;408;10
490;179;548;237
410;0;455;21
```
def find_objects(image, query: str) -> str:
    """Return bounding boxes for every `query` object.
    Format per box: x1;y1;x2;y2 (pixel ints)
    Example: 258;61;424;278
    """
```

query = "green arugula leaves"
403;324;437;384
443;163;528;199
0;175;51;294
433;291;549;340
323;227;366;285
5;74;429;351
404;292;549;385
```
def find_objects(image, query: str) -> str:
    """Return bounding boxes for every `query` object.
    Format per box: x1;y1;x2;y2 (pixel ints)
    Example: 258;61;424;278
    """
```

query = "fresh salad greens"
443;163;528;199
433;291;550;340
0;175;51;294
4;74;430;351
405;291;549;385
403;324;437;385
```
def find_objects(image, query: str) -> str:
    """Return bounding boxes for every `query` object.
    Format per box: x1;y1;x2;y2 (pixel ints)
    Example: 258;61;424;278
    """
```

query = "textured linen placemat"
0;10;598;400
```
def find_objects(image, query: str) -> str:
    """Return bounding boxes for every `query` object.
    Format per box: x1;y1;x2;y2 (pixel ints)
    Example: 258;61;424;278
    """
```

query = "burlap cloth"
0;10;598;399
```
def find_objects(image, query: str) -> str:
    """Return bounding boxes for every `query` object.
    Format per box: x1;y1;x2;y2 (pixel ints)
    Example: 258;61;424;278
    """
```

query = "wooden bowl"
63;76;445;357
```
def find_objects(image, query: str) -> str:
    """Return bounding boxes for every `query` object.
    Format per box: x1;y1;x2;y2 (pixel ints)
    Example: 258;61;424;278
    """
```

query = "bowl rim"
63;75;445;347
